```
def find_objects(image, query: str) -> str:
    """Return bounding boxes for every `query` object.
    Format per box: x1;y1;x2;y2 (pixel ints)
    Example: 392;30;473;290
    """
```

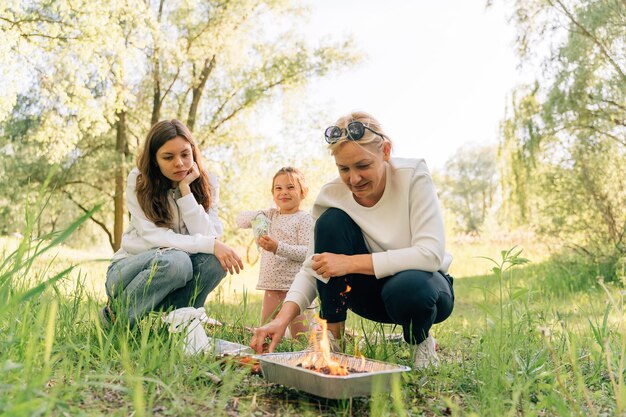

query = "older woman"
250;111;454;368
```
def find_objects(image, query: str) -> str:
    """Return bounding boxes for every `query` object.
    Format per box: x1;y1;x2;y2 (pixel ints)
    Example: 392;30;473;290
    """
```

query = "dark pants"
315;208;454;344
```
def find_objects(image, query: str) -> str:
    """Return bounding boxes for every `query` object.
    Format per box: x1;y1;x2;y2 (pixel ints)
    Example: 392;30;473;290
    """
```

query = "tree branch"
579;160;619;243
205;66;308;138
552;0;626;82
595;96;626;112
0;15;64;26
62;180;114;197
62;190;114;249
580;125;626;147
19;32;73;40
159;66;182;114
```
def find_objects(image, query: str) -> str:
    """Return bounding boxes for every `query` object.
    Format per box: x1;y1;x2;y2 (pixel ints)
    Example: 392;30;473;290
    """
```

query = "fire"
300;317;349;376
340;284;352;296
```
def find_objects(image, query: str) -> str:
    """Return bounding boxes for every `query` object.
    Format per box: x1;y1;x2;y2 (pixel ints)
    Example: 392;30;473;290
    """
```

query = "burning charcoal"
297;363;367;375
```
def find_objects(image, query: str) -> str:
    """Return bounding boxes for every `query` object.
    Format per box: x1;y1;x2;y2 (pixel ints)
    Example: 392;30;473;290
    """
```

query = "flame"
339;284;352;297
300;316;349;376
359;354;367;372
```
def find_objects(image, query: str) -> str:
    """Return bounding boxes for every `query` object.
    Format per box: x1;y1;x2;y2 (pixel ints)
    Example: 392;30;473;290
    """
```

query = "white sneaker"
413;335;439;369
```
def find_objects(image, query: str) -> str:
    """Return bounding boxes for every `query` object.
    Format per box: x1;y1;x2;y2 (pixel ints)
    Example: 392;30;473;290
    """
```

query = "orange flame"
340;285;352;297
301;316;349;376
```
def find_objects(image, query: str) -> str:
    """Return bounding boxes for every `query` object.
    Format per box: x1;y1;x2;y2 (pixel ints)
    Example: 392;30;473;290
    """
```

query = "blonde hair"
272;166;309;199
327;111;393;155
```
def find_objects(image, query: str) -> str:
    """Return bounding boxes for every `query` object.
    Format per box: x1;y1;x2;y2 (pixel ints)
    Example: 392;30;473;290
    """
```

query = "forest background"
1;0;623;271
0;0;625;416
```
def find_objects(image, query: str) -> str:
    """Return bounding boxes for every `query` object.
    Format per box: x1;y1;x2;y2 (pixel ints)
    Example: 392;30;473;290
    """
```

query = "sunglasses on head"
324;121;385;144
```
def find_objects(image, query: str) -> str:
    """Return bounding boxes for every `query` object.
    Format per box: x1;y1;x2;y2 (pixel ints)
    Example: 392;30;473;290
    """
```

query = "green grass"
1;229;625;416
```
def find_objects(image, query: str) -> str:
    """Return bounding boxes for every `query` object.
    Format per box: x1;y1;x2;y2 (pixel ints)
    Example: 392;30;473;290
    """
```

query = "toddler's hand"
258;235;278;254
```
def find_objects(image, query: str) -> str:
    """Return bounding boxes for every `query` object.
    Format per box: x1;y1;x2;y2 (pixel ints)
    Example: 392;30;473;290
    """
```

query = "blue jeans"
314;208;455;345
105;249;226;326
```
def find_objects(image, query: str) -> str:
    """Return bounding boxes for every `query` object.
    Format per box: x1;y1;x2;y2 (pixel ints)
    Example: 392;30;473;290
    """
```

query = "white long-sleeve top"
111;168;224;262
284;157;453;313
236;208;312;290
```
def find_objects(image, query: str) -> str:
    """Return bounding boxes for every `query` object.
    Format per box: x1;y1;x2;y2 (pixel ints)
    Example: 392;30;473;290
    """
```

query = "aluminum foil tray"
254;351;410;399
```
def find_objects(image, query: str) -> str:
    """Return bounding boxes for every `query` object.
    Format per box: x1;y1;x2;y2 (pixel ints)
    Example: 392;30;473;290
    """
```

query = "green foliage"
0;0;359;248
498;84;542;224
499;0;626;273
455;247;625;416
439;143;498;234
477;247;531;366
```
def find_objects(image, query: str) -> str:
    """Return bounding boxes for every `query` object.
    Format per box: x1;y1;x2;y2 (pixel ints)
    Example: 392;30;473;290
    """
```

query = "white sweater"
284;158;453;313
111;168;223;262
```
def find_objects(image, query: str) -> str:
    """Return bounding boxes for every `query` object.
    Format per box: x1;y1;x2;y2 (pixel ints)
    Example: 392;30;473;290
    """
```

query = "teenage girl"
104;119;243;326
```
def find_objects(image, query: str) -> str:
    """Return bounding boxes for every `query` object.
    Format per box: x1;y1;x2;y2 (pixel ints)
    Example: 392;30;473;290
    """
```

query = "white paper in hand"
302;254;329;283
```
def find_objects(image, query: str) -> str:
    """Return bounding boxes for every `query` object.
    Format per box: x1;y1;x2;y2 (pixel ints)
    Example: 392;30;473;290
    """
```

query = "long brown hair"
135;119;212;228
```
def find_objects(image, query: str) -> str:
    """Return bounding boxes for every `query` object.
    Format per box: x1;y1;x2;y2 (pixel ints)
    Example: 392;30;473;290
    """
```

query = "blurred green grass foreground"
1;217;625;417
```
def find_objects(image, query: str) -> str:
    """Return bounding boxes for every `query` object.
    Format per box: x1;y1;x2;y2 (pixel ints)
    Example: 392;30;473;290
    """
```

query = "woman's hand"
258;235;278;254
312;253;352;279
250;318;288;353
179;162;200;195
214;240;244;274
250;301;300;353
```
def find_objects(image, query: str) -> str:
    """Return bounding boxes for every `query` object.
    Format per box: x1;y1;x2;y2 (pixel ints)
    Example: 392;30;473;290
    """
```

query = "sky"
293;0;523;170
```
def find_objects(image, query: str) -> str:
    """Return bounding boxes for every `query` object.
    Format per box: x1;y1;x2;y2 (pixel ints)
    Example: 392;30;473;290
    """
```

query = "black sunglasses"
324;121;385;144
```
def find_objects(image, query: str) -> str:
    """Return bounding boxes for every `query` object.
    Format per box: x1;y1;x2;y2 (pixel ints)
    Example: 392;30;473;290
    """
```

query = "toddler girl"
236;167;314;338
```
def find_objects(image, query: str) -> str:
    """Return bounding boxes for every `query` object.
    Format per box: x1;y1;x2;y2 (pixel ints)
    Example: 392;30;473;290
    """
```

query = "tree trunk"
187;55;216;131
151;63;161;125
150;0;166;125
113;110;127;252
